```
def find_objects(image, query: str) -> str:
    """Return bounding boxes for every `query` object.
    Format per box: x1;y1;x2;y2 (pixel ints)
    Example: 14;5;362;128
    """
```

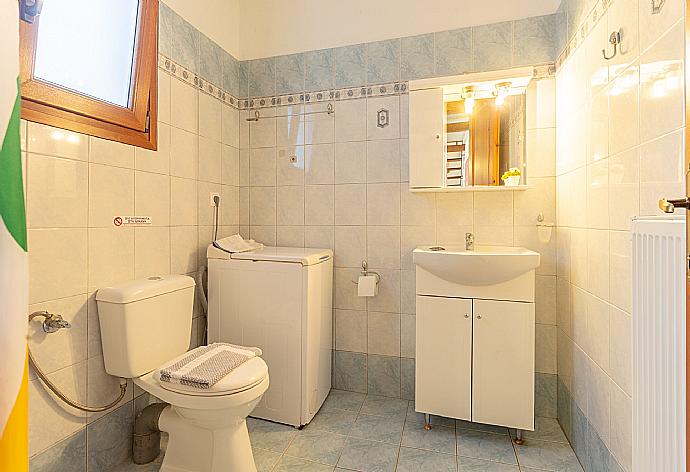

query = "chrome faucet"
465;232;474;251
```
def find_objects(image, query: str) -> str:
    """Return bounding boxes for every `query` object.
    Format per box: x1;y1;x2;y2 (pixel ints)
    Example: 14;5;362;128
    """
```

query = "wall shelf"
409;185;533;193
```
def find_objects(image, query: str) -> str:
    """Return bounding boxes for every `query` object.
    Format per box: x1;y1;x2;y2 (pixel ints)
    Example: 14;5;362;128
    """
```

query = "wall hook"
602;31;621;60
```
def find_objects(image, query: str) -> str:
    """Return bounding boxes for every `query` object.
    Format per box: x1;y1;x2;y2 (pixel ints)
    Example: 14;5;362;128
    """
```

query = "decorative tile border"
160;52;555;112
555;0;615;69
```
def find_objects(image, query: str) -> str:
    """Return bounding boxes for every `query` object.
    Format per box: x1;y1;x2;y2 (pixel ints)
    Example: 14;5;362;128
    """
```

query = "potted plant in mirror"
501;168;521;187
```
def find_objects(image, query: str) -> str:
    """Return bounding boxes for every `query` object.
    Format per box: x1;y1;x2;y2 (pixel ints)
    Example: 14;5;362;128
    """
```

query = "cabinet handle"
476;315;482;319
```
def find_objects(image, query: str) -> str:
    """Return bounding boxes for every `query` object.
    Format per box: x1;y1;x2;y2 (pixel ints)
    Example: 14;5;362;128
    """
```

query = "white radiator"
632;216;686;472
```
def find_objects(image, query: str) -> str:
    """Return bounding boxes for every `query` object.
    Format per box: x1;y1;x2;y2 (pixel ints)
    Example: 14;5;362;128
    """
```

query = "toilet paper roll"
357;275;378;297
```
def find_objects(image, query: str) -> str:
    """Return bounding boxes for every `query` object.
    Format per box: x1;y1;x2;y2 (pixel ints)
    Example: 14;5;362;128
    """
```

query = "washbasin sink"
413;245;540;286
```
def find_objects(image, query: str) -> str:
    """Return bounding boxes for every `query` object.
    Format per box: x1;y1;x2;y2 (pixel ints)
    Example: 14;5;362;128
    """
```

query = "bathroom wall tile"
28;294;88;375
366;268;401;314
249;147;277;187
366;183;400;226
86;401;133;470
513;15;556;66
87;227;134;292
134;227;171;278
276;186;305;226
306;144;335;184
334;351;367;393
277;146;305;186
366;95;400;141
366;39;401;84
335;99;367;143
248;57;276;97
29;429;86;472
28;228;87;303
304;49;335;91
639;129;684;216
276;225;304;247
335;225;366;268
90;137;134;169
169;11;199;73
136;122;171;175
305;184;335;225
29;363;87;456
367;354;401;397
368;312;401;357
366;139;400;183
135;170;170;226
221;104;240;148
250;186;277;226
222;51;240;97
170;78;198;133
639;21;684;143
199;33;222;85
335;141;367;184
275;53;305;95
221;144;240;186
335;309;367;353
434;28;473;77
170;177;198;226
401;34;434;81
199;92;222;142
367;225;401;270
170;226;198;274
472;21;513;71
27;122;89;161
27;154;88;229
170;127;199;179
335;44;367;89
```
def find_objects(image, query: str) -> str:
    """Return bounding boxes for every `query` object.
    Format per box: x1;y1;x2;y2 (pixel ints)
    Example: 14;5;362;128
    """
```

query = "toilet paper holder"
351;260;380;285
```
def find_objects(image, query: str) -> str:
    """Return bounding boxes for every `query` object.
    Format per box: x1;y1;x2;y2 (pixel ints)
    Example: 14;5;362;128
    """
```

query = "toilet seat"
154;357;268;396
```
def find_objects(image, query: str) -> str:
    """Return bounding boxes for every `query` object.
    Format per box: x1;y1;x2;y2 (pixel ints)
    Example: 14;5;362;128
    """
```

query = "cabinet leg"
514;429;525;445
423;414;432;430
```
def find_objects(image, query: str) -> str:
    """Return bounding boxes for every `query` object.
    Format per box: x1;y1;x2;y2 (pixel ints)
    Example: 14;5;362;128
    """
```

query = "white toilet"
96;275;269;472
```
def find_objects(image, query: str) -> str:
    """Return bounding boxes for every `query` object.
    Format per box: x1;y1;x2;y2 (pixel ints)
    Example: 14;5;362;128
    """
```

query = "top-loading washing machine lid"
153;357;268;396
228;246;333;265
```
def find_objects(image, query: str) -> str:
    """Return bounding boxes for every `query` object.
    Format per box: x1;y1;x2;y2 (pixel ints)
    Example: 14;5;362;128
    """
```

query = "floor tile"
509;417;568;444
247;418;298;453
396;447;457;472
514;439;583;471
456;430;517;465
285;430;347;466
274;455;335;472
401;422;457;454
360;395;409;419
349;413;404;445
336;436;398;472
252;447;281;471
406;402;456;429
322;389;366;412
455;419;509;436
306;408;358;435
457;456;519;471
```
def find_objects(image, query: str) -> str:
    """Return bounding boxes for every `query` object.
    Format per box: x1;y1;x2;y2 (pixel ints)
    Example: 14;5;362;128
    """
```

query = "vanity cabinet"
415;295;535;430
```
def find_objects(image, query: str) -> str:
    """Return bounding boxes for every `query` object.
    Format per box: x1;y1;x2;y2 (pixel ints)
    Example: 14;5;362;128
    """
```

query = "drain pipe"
133;403;169;464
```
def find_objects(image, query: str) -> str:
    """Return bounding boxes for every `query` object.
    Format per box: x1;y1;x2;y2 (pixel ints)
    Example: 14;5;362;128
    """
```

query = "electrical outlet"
209;192;220;207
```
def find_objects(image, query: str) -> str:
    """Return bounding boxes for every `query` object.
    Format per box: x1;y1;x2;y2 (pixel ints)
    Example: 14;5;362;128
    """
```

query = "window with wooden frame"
19;0;158;149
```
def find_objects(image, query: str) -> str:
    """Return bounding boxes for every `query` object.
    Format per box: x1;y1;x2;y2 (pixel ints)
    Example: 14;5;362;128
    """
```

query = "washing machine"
207;245;333;427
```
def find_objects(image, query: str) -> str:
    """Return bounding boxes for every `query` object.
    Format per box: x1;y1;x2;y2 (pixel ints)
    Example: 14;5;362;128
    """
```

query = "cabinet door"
409;88;444;188
472;299;535;430
416;295;472;420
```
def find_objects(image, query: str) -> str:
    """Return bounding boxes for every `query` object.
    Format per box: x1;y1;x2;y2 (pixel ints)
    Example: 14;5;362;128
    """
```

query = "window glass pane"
34;0;140;107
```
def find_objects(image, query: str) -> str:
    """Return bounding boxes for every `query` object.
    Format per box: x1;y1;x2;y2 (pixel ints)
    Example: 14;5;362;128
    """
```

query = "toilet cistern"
465;232;474;251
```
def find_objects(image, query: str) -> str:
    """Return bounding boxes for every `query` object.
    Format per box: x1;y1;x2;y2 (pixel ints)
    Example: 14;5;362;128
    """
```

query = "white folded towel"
213;234;263;253
158;343;258;389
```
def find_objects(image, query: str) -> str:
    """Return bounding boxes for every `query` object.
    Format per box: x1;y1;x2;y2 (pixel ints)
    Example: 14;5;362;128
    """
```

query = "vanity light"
494;82;511;106
463;85;476;114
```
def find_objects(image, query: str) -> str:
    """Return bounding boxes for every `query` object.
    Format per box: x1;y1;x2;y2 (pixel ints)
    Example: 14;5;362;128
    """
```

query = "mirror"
444;92;525;187
408;69;532;190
